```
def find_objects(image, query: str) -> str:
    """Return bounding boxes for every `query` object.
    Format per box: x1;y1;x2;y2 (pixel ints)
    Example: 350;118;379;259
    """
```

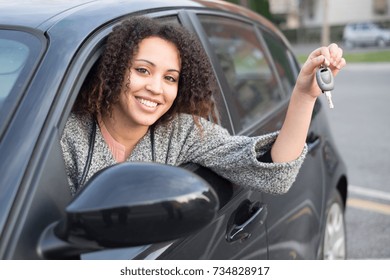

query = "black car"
0;0;348;260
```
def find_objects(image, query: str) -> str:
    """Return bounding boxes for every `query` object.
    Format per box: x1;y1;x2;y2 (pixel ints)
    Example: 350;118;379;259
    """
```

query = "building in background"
269;0;390;43
270;0;390;28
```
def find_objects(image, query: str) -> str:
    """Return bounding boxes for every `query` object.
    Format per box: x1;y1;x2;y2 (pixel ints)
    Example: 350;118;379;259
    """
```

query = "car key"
316;66;334;109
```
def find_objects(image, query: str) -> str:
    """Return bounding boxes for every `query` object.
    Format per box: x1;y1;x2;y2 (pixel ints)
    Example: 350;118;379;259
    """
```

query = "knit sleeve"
178;115;307;194
60;113;92;196
60;115;79;196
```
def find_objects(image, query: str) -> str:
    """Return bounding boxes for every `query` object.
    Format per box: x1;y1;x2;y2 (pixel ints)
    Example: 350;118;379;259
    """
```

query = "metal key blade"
324;91;334;109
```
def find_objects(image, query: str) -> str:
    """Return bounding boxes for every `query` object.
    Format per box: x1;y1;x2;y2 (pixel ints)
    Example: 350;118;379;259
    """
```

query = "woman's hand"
295;43;347;99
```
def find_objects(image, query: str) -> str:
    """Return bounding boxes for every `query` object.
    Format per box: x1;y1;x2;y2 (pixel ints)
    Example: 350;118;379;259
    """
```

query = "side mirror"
38;162;219;259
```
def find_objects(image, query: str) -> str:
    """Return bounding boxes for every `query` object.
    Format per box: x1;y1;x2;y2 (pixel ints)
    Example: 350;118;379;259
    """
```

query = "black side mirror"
38;162;219;259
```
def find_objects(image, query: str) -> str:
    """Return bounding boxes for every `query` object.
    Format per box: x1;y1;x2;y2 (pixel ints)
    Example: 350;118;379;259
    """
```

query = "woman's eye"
165;76;177;83
135;67;149;74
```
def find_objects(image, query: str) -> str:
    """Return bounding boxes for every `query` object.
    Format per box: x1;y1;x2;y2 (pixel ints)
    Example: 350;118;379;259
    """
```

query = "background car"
343;22;390;48
0;0;348;260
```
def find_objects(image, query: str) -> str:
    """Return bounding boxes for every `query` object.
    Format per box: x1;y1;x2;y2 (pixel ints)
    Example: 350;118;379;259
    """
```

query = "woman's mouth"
136;97;158;108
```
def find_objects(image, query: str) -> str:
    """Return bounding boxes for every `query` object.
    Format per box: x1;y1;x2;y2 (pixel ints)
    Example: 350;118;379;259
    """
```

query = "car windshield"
0;30;42;136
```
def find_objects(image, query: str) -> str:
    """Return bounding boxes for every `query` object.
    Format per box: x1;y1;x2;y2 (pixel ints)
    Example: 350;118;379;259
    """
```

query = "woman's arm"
271;43;346;163
175;114;306;194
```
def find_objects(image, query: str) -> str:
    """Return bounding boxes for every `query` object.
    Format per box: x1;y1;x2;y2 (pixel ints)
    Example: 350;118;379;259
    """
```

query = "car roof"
0;0;281;36
0;0;197;29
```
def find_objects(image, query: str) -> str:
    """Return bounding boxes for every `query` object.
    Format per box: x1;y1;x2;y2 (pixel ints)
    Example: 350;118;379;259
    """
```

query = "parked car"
343;22;390;48
0;0;348;260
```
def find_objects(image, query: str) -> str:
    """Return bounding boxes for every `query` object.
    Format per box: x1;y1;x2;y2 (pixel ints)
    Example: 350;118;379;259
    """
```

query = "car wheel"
322;191;347;260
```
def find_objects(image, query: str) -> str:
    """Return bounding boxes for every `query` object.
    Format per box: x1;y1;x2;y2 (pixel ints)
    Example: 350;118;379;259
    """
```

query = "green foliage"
251;0;272;21
343;50;390;63
224;0;274;21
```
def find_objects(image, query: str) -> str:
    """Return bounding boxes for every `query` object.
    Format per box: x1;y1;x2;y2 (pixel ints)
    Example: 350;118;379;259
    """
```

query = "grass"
343;49;390;63
297;49;390;64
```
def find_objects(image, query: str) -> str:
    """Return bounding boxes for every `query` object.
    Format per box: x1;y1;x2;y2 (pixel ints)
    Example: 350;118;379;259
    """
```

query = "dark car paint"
0;0;348;259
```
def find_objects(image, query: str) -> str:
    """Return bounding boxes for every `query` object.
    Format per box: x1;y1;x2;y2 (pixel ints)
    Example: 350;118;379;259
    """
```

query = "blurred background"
225;0;390;260
226;0;390;44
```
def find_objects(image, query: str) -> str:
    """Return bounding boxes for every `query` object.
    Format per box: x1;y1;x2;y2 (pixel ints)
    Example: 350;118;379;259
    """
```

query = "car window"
198;15;283;130
0;30;43;135
362;23;370;30
261;29;296;96
0;39;28;97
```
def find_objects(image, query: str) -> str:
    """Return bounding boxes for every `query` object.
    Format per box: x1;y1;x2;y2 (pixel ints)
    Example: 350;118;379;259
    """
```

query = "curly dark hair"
74;16;218;126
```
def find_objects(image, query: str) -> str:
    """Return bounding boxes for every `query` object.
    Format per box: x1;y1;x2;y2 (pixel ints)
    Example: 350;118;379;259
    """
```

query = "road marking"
349;185;390;202
347;185;390;215
347;198;390;216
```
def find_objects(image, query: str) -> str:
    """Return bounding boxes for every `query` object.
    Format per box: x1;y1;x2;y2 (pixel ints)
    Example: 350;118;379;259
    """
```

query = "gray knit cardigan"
60;113;307;196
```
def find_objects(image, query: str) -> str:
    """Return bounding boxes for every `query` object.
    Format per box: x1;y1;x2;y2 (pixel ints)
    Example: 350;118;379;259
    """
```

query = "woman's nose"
145;77;163;94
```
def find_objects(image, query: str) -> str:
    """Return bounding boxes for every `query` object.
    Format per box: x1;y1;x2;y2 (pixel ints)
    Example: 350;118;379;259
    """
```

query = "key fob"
316;67;334;92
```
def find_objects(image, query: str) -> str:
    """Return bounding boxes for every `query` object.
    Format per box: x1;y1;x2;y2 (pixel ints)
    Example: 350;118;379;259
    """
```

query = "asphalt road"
322;62;390;259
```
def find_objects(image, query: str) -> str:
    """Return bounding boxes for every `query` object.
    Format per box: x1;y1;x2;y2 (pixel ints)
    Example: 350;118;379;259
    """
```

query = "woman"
61;16;346;196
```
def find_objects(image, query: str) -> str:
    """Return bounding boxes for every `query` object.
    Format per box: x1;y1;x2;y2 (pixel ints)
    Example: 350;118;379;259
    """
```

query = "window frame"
259;26;300;97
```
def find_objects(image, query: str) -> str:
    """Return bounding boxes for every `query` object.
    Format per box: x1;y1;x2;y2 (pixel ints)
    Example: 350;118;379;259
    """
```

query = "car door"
193;12;286;259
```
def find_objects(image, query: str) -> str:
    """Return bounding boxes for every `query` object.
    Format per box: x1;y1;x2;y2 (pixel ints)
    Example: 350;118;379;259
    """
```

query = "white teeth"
136;98;158;108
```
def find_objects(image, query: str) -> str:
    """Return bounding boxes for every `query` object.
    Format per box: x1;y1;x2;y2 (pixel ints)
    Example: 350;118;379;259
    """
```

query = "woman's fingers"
304;46;332;74
306;43;346;75
329;43;341;64
309;46;330;63
332;57;347;76
328;43;345;69
327;43;347;76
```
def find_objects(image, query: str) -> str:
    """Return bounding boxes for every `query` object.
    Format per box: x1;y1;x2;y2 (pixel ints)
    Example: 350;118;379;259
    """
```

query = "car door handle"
226;201;267;243
306;133;321;153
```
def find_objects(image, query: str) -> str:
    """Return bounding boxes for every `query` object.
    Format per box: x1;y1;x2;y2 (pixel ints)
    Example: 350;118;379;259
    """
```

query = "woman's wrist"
291;88;318;107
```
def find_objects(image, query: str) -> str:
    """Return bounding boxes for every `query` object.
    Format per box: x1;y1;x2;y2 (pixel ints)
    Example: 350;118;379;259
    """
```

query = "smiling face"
111;36;181;130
